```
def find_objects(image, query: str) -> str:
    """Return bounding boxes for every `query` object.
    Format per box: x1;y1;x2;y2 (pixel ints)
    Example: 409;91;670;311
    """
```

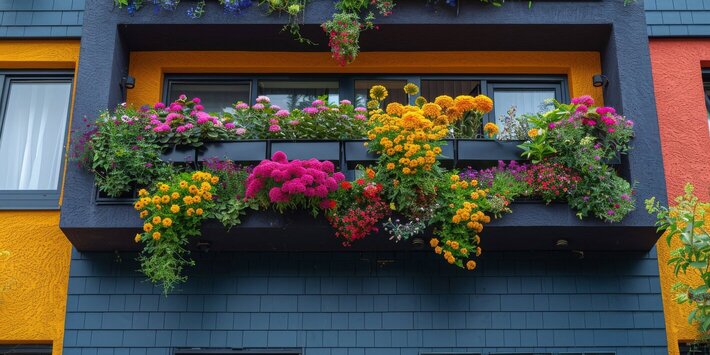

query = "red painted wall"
650;38;710;355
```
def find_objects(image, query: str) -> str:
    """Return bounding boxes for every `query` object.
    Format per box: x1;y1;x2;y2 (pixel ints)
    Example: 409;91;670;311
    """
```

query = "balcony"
60;139;658;253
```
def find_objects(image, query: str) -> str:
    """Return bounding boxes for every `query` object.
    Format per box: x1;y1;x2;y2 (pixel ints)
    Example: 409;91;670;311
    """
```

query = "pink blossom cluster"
144;96;242;135
245;151;345;203
550;96;634;134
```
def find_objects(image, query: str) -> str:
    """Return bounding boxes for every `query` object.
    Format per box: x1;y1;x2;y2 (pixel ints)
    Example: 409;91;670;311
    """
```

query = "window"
258;80;339;110
0;345;52;355
702;70;710;136
163;75;567;135
679;341;710;354
0;72;73;209
166;79;251;113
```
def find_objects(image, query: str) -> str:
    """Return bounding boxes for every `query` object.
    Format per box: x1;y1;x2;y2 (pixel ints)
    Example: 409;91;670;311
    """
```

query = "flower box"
94;186;136;205
197;141;268;165
160;145;197;164
456;139;524;165
343;139;376;169
270;140;341;164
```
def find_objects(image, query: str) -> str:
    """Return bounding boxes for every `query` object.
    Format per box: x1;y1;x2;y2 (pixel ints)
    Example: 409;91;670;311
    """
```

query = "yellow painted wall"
0;40;79;355
127;51;603;104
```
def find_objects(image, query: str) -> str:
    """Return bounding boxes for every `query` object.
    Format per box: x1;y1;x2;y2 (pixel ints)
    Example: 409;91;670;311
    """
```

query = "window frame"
0;70;74;210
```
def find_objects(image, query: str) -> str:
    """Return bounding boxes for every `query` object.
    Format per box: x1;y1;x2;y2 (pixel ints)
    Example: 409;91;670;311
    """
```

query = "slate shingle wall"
0;0;83;37
645;0;710;36
63;249;667;355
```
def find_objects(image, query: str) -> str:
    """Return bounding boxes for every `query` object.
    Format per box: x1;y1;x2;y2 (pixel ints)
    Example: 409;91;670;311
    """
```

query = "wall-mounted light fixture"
121;75;136;90
593;74;609;88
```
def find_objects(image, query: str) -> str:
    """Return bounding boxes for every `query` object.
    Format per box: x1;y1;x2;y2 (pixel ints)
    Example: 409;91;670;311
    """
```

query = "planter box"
197;140;267;164
456;139;524;165
160;145;196;164
439;139;455;168
343;140;377;169
270;140;341;163
94;186;136;205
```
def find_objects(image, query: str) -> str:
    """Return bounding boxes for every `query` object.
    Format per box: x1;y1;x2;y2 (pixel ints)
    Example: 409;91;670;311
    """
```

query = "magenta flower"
571;95;594;107
595;106;616;116
154;102;166;110
185;123;194;129
275;109;290;117
192;97;201;104
194;104;204;111
235;102;249;110
253;103;265;110
340;99;352;106
176;126;187;133
303;107;318;115
178;94;187;101
225;122;236;129
269;118;279;124
312;99;325;107
256;96;271;104
355;107;367;112
354;114;366;121
269;124;281;133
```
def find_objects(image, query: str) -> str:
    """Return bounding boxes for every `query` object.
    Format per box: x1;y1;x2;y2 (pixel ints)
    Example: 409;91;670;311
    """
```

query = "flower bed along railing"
74;83;636;293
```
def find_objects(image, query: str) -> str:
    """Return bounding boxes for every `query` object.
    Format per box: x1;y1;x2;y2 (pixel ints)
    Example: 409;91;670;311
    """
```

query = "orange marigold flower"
483;122;499;138
430;238;439;247
473;95;493;113
139;210;148;218
134;234;142;243
171;192;180;200
434;246;442;254
162;218;172;227
454;95;476;111
421;103;441;118
386;102;405;116
434;95;454;109
170;205;180;214
143;223;153;232
196;208;204;216
152;216;161;224
161;195;170;204
152;232;161;240
466;260;477;270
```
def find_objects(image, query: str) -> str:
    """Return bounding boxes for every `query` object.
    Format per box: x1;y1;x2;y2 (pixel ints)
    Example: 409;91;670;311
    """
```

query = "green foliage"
203;160;259;229
646;184;710;337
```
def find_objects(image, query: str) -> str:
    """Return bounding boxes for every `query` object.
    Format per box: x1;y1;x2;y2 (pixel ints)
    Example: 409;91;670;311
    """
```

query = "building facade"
2;0;706;354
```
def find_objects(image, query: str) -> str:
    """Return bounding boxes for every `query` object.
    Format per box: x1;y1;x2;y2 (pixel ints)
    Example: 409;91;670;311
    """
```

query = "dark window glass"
167;81;250;113
703;78;710;136
0;345;52;355
421;79;481;100
679;342;710;355
355;79;407;107
258;80;338;110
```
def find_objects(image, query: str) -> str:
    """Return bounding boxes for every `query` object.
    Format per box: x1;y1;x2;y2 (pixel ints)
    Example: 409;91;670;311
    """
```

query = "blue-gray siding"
64;249;667;355
4;0;710;39
0;0;83;37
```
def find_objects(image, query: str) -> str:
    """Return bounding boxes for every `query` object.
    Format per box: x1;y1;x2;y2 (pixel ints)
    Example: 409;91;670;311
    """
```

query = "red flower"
356;179;365;185
341;181;353;190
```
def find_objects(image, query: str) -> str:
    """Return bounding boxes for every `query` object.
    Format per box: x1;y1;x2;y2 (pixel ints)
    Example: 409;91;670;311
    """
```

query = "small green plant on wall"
647;184;710;338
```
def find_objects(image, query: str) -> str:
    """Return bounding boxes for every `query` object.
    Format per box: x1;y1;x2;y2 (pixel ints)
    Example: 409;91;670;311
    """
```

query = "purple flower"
548;123;556;129
145;163;153;168
621;193;631;201
607;210;615;216
176;126;187;133
224;122;236;129
311;99;325;107
575;105;588;113
154;102;166;110
594;155;600;161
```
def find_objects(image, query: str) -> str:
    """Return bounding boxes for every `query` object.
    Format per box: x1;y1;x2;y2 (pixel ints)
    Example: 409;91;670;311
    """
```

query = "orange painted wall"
126;51;603;104
0;40;79;355
650;38;710;355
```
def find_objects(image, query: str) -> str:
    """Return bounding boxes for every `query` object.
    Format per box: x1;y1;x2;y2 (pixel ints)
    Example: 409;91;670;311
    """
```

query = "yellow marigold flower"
403;83;419;95
386;148;396;156
393;180;399;188
193;195;202;203
434;95;454;109
170;205;180;213
483;122;500;138
138;189;148;197
369;85;388;100
161;195;170;204
211;176;219;184
434;246;442;254
421;103;441;118
134;233;142;243
450;175;460;182
143;223;153;232
179;181;188;188
447;255;455;264
460;248;468;255
451;241;459;249
171;192;180;200
201;182;212;191
471;192;480;200
386;162;395;170
476;247;482;256
152;232;161;240
402;167;411;175
528;128;539;138
452;215;461;224
466;260;477;270
386;102;405;116
203;191;212;200
139;210;148;218
415;96;427;107
446;106;463;121
433;147;442;155
152;216;161;224
473;95;493;113
450;184;458;190
467;221;476;229
430;238;439;247
394;144;403;152
470;180;478;187
189;185;198;194
187;208;194;216
196;208;204;216
367;100;380;110
158;184;169;192
183;196;193;205
162;218;172;227
454;95;476;112
152;196;161;204
134;201;144;210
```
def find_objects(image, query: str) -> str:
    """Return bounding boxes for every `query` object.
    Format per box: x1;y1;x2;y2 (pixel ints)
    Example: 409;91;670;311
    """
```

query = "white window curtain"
0;82;72;190
493;90;556;126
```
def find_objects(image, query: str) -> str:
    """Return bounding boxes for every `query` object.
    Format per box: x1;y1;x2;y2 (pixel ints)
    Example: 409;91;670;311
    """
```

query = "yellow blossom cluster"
133;171;217;244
